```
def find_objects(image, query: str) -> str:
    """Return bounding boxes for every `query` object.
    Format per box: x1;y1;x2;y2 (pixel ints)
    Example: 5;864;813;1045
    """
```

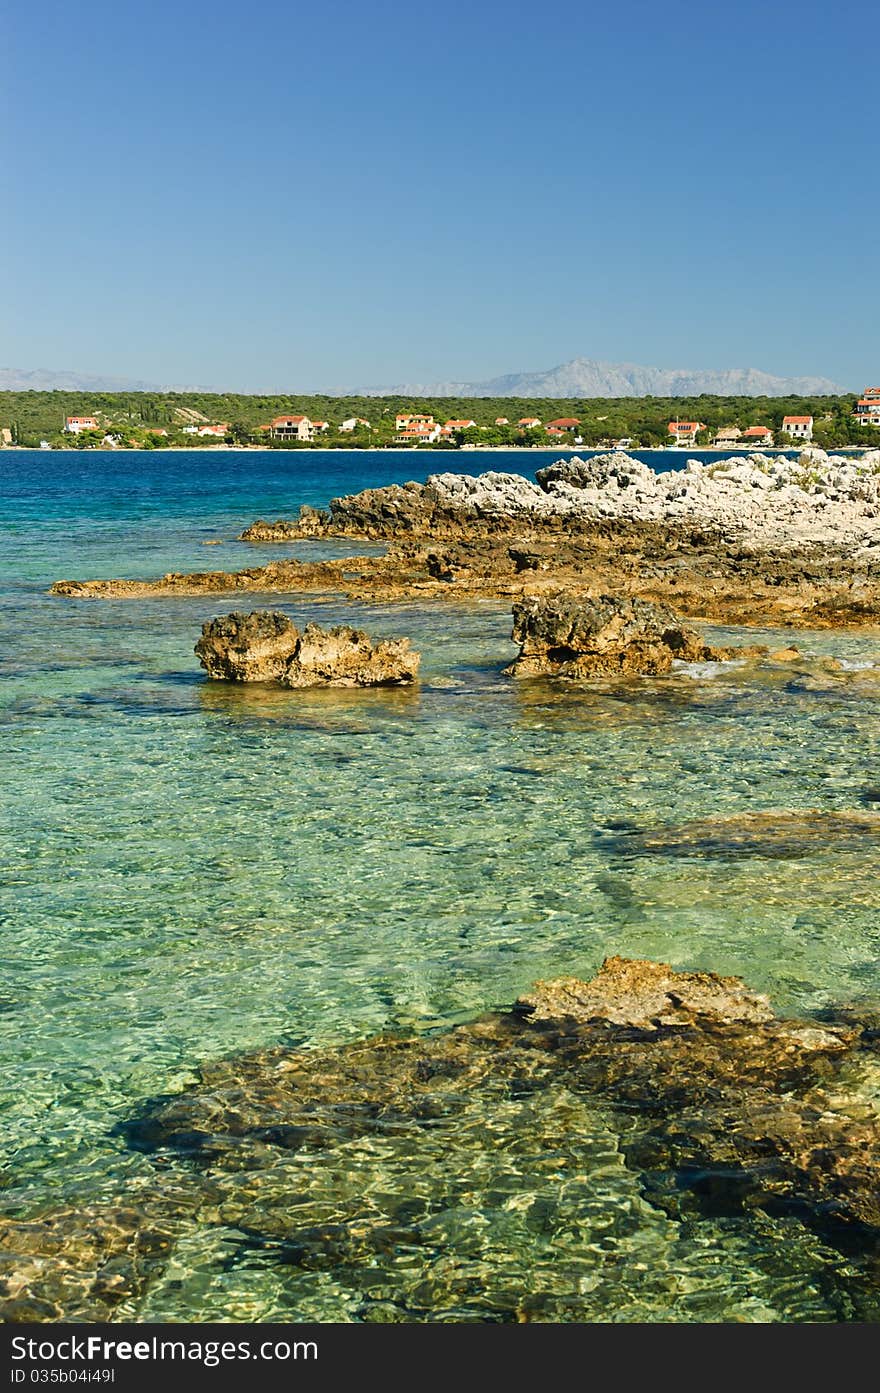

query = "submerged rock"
194;611;420;687
604;809;880;860
238;518;304;542
505;594;745;677
0;1193;194;1322
5;956;880;1321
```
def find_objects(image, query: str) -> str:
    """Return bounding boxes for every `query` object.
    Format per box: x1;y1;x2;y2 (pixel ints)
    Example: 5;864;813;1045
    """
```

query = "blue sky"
3;0;875;390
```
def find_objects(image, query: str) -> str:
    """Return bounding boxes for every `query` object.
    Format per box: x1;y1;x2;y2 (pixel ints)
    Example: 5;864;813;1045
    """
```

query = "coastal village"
45;389;880;451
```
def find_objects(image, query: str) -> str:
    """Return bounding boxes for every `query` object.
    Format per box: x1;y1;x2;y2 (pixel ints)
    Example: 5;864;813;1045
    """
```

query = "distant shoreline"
1;443;868;456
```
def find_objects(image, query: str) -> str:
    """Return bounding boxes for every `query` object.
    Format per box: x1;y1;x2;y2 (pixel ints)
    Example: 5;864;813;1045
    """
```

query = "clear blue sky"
3;0;875;390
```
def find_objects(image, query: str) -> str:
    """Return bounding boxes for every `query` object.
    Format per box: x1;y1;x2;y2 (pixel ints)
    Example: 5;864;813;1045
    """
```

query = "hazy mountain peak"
0;358;849;398
358;357;847;398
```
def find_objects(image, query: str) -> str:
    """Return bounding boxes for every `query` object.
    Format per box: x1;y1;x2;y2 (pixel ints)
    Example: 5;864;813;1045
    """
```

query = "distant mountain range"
0;358;848;398
0;368;213;392
358;357;847;398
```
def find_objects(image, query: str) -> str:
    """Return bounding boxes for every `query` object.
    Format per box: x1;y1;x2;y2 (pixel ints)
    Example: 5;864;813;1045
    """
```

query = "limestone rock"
246;449;880;552
194;610;419;687
239;507;328;541
516;956;774;1030
238;518;303;542
506;594;734;677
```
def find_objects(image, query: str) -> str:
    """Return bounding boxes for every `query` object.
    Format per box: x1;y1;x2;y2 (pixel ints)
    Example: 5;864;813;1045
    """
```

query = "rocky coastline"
50;452;880;629
242;449;880;550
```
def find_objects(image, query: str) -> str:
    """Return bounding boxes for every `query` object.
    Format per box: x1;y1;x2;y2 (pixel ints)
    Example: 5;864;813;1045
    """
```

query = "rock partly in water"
4;955;880;1321
505;594;746;677
124;954;879;1247
194;611;420;687
517;956;773;1030
239;508;327;542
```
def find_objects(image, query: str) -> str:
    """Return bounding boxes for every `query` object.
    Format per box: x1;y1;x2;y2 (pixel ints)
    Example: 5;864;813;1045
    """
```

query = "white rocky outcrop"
424;470;562;520
423;450;880;549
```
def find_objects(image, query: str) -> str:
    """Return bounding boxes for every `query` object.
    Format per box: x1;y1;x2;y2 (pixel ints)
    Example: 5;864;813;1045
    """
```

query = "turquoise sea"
3;448;880;1322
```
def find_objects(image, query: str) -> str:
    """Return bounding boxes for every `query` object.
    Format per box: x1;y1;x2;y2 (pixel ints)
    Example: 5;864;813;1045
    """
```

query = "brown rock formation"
517;956;774;1029
51;513;880;631
239;507;327;541
505;594;750;677
194;611;420;687
124;954;879;1248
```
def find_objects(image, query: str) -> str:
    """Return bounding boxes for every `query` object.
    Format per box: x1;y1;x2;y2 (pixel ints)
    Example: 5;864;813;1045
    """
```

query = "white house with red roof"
781;415;813;441
853;389;880;428
265;415;316;441
517;417;542;429
546;417;580;432
394;414;441;444
395;412;434;429
182;423;229;437
64;415;99;434
667;421;706;446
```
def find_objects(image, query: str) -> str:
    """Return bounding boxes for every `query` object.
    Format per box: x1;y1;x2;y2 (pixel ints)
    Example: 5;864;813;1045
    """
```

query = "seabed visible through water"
2;450;880;1321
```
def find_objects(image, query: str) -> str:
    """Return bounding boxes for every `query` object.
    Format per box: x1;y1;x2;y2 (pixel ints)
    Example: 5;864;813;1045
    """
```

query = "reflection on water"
196;677;423;727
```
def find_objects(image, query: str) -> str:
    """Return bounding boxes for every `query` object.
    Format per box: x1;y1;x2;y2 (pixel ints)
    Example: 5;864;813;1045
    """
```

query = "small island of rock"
195;610;420;687
505;594;753;677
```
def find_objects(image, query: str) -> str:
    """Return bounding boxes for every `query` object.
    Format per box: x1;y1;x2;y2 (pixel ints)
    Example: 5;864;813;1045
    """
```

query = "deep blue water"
1;445;791;526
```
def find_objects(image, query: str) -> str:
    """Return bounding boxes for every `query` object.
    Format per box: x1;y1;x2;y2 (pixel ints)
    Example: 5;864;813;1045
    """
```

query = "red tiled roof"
783;416;812;424
668;421;702;432
743;425;772;435
547;418;580;428
271;415;307;425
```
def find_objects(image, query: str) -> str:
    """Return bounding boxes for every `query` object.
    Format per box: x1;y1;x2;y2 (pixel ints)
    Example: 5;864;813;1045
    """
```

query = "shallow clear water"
2;449;880;1322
